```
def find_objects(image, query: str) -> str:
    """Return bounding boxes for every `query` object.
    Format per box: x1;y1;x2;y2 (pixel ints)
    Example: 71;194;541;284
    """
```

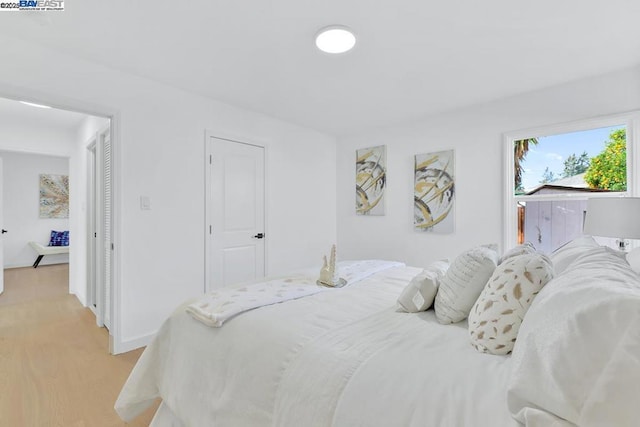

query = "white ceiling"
1;1;639;136
0;97;88;131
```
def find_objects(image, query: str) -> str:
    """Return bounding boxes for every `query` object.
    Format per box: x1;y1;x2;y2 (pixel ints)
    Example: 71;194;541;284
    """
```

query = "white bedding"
116;265;518;426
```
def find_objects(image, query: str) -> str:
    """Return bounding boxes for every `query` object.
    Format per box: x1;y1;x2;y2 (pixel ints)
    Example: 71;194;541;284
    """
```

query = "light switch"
140;196;151;210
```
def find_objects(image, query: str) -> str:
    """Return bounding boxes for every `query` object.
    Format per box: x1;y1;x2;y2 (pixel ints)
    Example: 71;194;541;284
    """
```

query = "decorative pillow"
550;234;598;274
49;230;69;247
468;253;553;355
508;246;640;426
498;242;536;265
397;260;450;312
627;248;640;274
434;245;499;324
562;245;627;272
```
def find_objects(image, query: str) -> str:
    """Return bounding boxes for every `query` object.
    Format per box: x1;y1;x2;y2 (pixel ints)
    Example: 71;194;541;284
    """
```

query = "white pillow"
508;246;640;426
498;242;536;264
627;248;640;274
434;245;498;324
397;260;449;312
550;234;599;274
469;253;553;355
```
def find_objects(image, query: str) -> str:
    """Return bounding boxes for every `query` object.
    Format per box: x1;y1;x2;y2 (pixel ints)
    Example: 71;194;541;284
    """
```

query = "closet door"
95;129;112;330
102;130;112;329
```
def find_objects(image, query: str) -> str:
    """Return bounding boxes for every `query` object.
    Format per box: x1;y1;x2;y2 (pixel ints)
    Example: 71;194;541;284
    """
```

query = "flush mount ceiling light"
315;26;356;54
20;101;52;109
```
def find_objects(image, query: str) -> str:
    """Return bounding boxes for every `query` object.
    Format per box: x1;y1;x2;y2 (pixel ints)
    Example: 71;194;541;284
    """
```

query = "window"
504;113;639;253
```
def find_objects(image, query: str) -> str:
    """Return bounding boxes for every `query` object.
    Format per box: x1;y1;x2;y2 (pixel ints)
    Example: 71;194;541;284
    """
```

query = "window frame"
503;111;640;252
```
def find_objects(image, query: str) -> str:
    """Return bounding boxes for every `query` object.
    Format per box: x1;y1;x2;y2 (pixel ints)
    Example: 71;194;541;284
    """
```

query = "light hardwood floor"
0;264;159;426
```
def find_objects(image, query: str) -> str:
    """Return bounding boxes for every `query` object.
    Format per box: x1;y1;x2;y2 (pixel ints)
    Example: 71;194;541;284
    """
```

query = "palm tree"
514;138;538;192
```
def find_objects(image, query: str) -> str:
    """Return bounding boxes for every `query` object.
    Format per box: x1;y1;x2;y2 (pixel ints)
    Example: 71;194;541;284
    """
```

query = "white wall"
0;121;76;158
1;151;70;268
0;35;337;352
337;66;640;268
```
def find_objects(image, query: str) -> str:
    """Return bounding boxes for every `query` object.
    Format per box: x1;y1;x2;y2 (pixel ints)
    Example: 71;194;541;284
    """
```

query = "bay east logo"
20;0;63;9
0;0;64;11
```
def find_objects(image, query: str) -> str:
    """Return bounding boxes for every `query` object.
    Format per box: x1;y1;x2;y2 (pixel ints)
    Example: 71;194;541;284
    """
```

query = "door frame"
86;138;99;322
204;130;268;293
0;84;123;354
85;124;111;329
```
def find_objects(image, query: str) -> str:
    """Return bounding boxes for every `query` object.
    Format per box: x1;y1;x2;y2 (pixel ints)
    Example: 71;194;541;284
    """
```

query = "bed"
115;238;640;427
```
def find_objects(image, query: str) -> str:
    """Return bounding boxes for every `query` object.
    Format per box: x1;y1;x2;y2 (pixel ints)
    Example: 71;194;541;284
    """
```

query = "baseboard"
4;261;70;269
113;331;156;355
70;290;87;307
4;264;29;269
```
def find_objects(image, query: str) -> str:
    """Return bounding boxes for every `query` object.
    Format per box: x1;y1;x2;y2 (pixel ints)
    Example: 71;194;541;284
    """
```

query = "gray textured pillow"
397;260;449;312
434;245;499;324
469;252;553;355
499;242;536;265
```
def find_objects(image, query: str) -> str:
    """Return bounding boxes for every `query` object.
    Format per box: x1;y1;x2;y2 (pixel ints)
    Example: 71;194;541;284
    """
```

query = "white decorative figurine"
318;244;346;287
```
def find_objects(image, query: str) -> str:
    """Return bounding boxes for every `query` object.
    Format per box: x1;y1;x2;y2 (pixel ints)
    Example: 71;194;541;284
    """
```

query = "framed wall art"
414;150;454;233
40;174;69;219
356;145;386;216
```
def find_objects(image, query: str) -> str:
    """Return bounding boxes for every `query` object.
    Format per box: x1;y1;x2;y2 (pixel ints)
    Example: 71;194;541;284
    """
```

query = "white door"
206;136;265;291
0;157;4;295
87;141;101;324
101;130;112;329
87;127;111;329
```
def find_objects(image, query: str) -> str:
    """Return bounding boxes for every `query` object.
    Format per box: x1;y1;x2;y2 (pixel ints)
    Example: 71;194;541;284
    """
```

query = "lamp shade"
583;197;640;239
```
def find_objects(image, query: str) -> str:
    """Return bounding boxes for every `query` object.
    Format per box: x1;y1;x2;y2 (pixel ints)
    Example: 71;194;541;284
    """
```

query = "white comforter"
116;265;518;426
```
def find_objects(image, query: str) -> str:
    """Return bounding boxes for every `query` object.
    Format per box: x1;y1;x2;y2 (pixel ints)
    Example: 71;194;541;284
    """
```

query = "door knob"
1;229;7;234
253;233;264;239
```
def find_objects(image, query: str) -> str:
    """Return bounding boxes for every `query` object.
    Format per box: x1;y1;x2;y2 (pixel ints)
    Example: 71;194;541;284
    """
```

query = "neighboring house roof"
524;173;610;195
548;173;589;188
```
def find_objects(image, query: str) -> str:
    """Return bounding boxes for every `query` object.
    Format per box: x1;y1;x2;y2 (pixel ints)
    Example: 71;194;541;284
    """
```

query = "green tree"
584;129;626;191
540;167;556;184
514;138;538;192
562;151;590;178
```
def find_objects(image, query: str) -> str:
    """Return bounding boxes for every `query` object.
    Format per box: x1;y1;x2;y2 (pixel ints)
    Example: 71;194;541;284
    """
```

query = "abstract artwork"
414;150;455;233
356;145;386;215
40;174;69;219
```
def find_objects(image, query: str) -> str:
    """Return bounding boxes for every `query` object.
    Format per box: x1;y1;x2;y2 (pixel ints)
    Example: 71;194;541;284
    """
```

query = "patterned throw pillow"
49;230;69;247
469;253;553;355
434;245;499;324
397;260;450;312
